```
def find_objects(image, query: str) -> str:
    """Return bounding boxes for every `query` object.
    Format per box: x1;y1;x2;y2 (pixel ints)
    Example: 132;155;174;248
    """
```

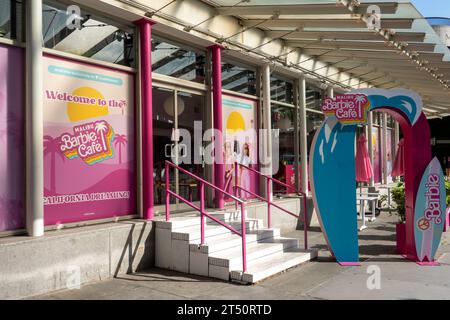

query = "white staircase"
155;209;318;284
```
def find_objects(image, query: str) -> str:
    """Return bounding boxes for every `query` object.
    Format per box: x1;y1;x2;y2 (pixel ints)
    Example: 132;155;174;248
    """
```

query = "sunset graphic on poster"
66;87;108;122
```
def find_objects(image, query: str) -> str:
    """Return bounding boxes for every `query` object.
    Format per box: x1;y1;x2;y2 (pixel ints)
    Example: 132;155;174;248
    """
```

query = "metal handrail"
164;160;247;272
235;162;309;250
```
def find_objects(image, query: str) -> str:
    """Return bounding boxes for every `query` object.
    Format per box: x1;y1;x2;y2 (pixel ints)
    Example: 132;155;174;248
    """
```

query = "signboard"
43;55;136;225
222;94;258;199
311;89;441;265
0;45;25;232
414;157;446;263
322;94;370;125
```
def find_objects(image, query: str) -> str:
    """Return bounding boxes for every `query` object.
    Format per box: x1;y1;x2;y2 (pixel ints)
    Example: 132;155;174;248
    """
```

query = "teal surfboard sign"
414;157;446;262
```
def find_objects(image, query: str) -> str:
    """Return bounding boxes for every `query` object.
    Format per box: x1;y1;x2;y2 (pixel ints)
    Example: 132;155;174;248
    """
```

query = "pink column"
381;109;432;260
135;18;156;220
210;45;224;209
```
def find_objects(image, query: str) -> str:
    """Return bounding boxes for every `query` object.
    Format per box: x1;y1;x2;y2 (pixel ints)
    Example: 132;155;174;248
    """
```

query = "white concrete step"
172;218;263;242
190;228;281;254
209;237;299;269
155;210;248;231
155;210;246;229
230;248;319;283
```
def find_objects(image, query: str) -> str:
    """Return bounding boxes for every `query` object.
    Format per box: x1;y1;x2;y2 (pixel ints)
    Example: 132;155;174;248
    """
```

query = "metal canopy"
201;0;450;117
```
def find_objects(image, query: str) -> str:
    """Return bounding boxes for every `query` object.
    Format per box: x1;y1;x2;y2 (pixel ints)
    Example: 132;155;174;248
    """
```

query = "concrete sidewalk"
29;214;450;300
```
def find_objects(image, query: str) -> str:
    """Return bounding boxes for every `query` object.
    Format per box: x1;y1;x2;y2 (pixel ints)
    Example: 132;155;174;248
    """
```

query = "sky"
411;0;450;18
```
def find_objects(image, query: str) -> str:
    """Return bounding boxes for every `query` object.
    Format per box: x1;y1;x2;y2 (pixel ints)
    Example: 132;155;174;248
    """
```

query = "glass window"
387;115;395;128
43;1;135;67
372;112;381;125
306;111;325;155
271;76;294;104
272;105;295;165
152;36;206;84
305;86;324;111
222;61;256;95
0;0;23;41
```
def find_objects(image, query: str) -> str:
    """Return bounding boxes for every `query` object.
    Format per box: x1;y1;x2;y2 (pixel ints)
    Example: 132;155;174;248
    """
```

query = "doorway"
152;84;206;215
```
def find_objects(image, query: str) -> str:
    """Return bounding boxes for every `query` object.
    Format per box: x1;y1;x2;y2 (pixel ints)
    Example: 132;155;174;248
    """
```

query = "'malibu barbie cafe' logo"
322;94;370;125
59;120;115;165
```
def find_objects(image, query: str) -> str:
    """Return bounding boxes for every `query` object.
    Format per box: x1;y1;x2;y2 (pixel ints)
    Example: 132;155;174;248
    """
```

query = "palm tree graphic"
44;135;65;194
113;134;127;164
355;95;367;118
95;121;109;151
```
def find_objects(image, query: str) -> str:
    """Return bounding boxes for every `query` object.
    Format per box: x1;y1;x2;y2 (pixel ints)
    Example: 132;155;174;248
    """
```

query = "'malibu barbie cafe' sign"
322;94;370;125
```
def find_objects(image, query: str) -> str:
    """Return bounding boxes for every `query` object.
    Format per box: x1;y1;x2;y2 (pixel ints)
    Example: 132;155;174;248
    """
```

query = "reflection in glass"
222;62;256;95
272;105;295;168
153;87;176;206
43;1;135;67
306;111;325;155
152;37;206;83
152;87;205;210
271;76;293;104
0;0;23;41
306;86;324;111
177;92;205;203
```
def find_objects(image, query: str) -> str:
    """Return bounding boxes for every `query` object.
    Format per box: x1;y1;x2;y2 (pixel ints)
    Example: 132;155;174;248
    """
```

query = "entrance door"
152;85;205;215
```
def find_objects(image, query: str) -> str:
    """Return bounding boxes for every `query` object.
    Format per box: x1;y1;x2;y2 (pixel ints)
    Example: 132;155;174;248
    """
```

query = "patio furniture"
356;194;379;231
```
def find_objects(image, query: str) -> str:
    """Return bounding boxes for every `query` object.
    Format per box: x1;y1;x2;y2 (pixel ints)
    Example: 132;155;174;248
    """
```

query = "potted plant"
391;182;406;254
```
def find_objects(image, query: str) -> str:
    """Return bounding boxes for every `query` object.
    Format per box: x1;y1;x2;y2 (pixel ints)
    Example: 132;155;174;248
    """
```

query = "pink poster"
371;126;381;183
387;128;394;182
43;55;136;225
0;45;25;232
222;94;259;200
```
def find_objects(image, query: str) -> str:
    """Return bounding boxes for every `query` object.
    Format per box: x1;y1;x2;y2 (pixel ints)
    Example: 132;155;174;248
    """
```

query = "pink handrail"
165;161;247;272
236;162;309;250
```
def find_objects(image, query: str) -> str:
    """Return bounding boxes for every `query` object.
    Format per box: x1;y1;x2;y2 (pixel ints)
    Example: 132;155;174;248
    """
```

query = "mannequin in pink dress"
223;141;235;194
237;143;251;199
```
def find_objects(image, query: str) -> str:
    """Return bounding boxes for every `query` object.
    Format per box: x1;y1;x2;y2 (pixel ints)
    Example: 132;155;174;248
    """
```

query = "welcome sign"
322;94;370;125
43;55;136;225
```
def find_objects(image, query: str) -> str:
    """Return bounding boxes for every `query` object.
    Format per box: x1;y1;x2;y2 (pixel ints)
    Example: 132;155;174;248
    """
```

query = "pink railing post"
200;182;205;245
241;202;247;273
234;162;239;211
266;178;271;229
165;161;170;221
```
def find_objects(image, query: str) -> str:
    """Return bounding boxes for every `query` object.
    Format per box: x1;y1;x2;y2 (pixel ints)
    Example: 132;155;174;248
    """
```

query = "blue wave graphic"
367;95;419;125
310;118;359;263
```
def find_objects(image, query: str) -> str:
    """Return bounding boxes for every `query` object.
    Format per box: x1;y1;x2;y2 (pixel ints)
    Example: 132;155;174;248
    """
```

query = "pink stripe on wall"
0;44;25;232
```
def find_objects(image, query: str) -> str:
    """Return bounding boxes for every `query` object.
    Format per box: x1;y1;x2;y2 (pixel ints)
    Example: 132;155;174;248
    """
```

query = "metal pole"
298;76;309;196
266;178;271;228
382;113;388;185
394;121;400;182
261;64;272;200
367;112;375;187
326;85;334;98
210;45;225;209
303;194;308;250
241;202;247;273
165;161;170;221
26;0;44;237
234;162;238;211
200;183;205;245
293;80;300;191
135;18;156;220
